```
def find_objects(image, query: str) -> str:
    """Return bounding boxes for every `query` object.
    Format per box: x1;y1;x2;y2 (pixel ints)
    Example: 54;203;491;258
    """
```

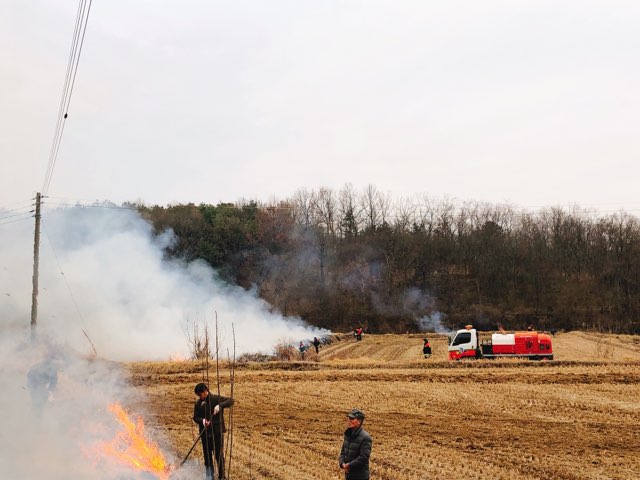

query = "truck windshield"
451;332;471;346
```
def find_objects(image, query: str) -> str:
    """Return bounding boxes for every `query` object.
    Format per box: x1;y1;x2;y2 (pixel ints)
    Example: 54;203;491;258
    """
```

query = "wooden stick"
179;427;206;466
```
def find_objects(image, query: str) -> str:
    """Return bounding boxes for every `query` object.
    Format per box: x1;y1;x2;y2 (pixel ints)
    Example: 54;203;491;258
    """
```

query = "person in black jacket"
339;408;372;480
27;354;61;416
422;337;432;359
193;383;234;480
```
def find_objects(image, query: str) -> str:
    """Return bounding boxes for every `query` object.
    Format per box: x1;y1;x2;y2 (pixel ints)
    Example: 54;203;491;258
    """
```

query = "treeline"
138;185;640;334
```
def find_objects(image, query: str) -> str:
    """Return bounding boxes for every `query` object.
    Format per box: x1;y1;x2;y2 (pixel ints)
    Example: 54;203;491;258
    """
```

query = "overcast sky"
1;0;639;212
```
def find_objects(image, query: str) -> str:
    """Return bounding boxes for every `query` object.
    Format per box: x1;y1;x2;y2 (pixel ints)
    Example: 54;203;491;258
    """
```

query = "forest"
137;185;640;334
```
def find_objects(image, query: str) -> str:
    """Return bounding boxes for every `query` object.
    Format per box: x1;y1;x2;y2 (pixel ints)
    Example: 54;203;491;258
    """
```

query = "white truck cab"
448;326;479;360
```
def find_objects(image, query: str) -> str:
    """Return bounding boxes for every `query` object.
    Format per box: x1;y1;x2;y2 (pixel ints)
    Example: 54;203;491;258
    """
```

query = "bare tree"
184;317;212;359
338;183;363;239
292;188;314;229
313;186;337;237
361;184;381;233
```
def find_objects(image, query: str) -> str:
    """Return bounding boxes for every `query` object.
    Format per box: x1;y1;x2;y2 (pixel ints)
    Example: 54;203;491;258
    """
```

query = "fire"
98;402;172;479
169;352;186;362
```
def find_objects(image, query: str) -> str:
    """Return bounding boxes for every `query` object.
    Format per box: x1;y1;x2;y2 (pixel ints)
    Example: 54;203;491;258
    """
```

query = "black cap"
346;408;365;420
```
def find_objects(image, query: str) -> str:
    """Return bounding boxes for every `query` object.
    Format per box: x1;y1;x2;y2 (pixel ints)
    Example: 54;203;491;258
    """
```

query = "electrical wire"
0;214;34;227
41;0;94;196
41;224;88;329
0;198;36;211
0;209;35;221
0;205;35;216
42;201;139;211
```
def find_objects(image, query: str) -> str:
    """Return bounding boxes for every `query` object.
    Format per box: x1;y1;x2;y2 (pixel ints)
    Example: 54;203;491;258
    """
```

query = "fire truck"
448;326;553;360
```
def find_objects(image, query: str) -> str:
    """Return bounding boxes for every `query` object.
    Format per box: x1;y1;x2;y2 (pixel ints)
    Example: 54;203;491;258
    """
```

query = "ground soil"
128;332;640;480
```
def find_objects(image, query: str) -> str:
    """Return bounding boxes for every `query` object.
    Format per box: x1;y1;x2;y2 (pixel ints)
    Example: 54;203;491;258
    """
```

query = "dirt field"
128;332;640;480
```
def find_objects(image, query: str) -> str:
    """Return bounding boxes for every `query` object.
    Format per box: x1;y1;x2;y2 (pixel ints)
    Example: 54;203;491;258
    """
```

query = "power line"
0;209;35;221
0;214;34;227
42;201;139;211
41;0;94;196
41;224;88;329
0;198;36;211
0;205;35;216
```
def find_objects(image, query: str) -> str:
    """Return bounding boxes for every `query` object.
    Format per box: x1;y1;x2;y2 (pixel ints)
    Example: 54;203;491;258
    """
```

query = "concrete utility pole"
30;192;41;340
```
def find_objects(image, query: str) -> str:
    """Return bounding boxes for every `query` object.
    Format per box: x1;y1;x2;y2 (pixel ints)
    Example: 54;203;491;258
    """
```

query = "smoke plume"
0;205;329;360
0;205;330;478
417;311;453;334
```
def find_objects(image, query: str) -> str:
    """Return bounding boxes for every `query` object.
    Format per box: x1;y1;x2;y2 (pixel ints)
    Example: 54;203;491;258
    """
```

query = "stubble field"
129;332;640;480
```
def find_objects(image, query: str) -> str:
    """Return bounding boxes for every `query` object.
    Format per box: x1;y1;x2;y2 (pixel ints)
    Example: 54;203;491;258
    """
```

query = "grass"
128;332;640;480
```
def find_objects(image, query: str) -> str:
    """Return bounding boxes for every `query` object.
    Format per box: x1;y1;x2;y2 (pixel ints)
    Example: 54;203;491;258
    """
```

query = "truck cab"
448;326;480;360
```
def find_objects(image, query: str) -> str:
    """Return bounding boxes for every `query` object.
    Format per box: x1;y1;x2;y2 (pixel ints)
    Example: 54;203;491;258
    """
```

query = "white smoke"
0;205;330;479
0;205;330;360
0;333;205;479
417;311;452;334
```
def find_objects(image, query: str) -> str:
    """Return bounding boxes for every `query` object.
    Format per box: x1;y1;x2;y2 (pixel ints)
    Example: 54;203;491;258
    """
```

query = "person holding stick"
339;408;372;480
193;383;234;480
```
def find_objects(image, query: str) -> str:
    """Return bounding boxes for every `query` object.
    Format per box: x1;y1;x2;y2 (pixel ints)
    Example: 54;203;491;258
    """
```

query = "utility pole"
30;192;41;340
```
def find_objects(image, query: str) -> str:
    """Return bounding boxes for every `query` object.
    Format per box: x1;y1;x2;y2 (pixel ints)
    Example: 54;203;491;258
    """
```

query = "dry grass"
128;332;640;480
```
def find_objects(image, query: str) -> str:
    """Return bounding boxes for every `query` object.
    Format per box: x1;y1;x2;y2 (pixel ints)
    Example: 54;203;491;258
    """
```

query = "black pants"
201;430;224;479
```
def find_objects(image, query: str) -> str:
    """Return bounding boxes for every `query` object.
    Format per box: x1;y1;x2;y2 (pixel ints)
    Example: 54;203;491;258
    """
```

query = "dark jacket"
193;393;234;434
339;425;372;480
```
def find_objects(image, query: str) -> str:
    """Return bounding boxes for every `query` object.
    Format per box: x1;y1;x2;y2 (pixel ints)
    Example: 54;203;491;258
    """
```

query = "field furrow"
134;332;640;479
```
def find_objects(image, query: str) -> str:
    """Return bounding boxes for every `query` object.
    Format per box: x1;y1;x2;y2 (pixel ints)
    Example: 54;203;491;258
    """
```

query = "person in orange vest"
422;338;432;359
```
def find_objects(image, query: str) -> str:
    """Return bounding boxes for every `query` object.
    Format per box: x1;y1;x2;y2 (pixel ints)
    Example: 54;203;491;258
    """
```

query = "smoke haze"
0;205;331;478
0;206;329;360
418;311;452;334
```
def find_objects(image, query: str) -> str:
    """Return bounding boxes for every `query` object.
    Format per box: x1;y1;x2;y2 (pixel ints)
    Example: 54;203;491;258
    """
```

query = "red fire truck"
448;326;553;360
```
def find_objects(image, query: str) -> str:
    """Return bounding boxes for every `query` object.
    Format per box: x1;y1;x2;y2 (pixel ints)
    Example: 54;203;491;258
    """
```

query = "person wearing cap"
193;383;234;480
339;408;372;479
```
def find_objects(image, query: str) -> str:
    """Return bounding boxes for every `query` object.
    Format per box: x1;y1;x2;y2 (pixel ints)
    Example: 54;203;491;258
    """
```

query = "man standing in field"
339;408;372;480
193;383;234;480
422;337;432;359
27;353;61;416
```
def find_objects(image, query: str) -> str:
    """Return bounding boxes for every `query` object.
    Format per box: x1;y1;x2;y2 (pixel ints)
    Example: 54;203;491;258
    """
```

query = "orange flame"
98;403;171;479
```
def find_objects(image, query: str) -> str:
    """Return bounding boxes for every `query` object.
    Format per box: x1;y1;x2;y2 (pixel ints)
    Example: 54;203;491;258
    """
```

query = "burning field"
124;331;640;480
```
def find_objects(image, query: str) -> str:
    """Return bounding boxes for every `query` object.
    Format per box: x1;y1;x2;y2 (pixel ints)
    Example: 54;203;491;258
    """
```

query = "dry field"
128;332;640;480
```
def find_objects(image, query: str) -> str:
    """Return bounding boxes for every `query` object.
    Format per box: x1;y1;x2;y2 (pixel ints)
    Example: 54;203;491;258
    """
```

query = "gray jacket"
339;425;372;480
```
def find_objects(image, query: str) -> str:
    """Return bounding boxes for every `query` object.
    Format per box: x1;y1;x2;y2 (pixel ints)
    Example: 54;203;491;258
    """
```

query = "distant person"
339;408;372;480
193;383;234;480
299;341;306;360
353;329;358;340
27;356;59;415
356;327;363;341
550;328;557;337
313;337;321;354
422;338;432;359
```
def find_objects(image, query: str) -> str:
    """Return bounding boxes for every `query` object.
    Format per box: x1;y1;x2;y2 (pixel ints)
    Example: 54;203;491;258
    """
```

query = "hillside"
141;201;640;335
125;332;640;480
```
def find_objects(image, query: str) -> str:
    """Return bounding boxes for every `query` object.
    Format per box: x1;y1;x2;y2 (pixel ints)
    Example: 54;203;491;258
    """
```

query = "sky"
1;0;639;212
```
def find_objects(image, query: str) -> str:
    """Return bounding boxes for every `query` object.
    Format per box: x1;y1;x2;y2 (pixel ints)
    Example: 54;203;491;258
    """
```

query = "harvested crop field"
129;332;640;479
